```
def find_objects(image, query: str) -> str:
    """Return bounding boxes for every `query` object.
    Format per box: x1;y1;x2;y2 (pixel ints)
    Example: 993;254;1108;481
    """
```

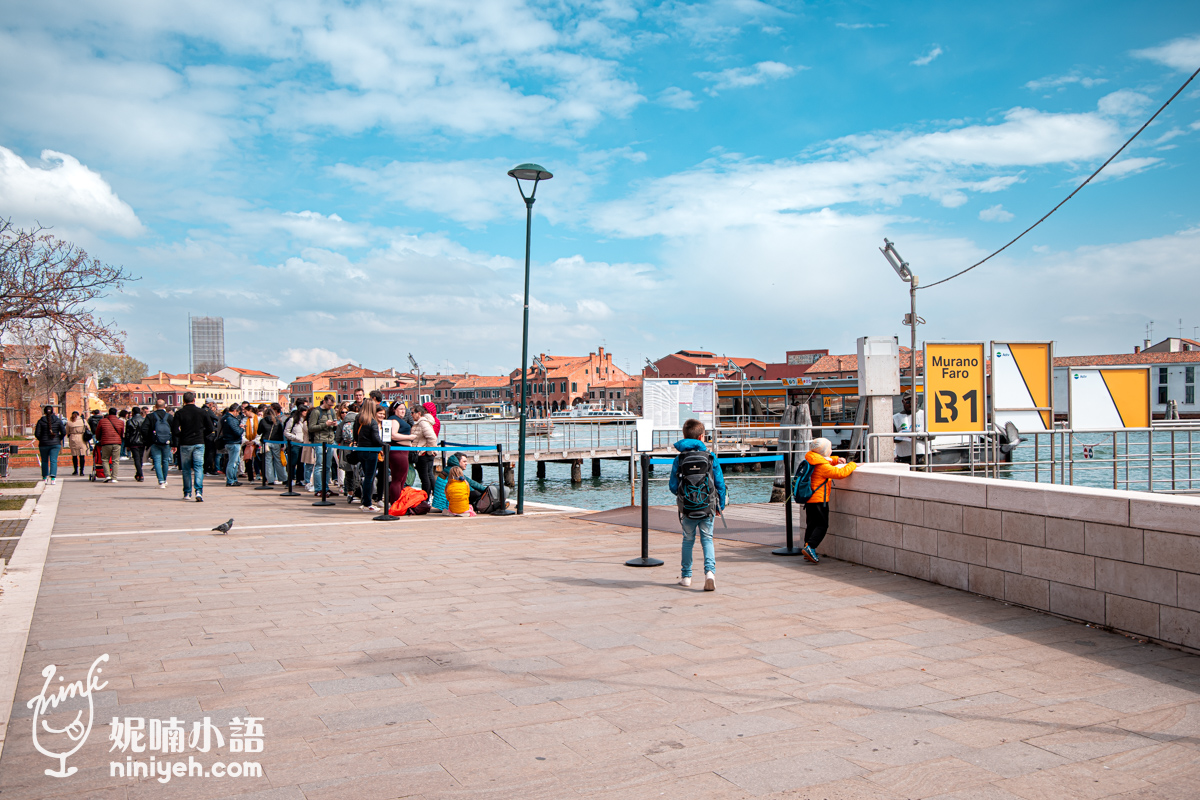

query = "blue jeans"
311;443;331;493
266;443;284;483
39;444;60;479
680;516;716;577
224;443;242;484
180;444;204;497
149;443;172;483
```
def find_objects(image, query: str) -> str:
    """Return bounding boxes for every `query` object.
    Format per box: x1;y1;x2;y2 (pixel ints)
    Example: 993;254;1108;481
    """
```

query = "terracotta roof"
666;352;766;370
589;378;642;389
453;376;510;389
806;348;923;376
224;367;279;377
103;383;155;393
1056;352;1200;367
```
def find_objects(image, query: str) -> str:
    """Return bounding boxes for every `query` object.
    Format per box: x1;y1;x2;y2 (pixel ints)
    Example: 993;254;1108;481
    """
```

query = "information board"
991;341;1053;432
643;378;715;431
924;342;986;433
1068;367;1150;430
313;390;337;407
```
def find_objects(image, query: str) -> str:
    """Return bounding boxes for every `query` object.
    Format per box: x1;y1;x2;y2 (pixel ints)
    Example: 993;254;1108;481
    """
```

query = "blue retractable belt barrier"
649;454;783;465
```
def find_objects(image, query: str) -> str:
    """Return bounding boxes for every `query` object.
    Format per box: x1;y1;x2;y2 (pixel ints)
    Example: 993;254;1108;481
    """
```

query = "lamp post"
407;353;420;412
509;163;553;515
879;238;920;466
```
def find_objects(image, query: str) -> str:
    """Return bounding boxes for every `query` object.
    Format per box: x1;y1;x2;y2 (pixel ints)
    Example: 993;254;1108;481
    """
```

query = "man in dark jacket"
33;405;65;484
142;399;175;489
220;404;245;487
124;407;147;482
96;408;125;482
203;400;222;475
172;391;214;502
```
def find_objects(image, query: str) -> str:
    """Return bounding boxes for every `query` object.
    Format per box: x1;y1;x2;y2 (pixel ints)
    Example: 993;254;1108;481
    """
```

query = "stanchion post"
773;451;802;555
374;443;398;521
254;435;273;489
626;453;663;567
492;444;515;515
313;442;335;506
280;442;300;496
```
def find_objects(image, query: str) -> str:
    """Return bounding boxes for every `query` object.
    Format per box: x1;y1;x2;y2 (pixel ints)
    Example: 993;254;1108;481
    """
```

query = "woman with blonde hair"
66;410;88;475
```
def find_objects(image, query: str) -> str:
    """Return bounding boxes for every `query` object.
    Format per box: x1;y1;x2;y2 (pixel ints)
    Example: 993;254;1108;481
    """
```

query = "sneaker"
703;572;716;592
803;545;819;563
183;494;191;501
104;477;113;483
227;481;242;487
196;494;204;503
48;477;56;485
160;482;167;489
679;576;691;587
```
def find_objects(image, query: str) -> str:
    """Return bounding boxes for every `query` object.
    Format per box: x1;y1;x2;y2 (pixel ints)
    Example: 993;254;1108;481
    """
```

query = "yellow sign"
313;391;338;406
924;342;986;433
1068;367;1150;429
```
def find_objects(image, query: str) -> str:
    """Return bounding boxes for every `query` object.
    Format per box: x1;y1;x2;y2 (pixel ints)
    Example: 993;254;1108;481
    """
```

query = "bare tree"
92;353;148;388
0;219;132;348
12;322;103;413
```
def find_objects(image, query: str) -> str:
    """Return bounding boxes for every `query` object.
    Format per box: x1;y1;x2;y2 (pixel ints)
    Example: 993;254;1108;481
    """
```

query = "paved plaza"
1;474;1199;799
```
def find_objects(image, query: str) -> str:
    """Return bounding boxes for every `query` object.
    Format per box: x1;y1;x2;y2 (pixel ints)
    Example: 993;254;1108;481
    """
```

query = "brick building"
288;364;401;405
512;347;629;417
644;350;766;380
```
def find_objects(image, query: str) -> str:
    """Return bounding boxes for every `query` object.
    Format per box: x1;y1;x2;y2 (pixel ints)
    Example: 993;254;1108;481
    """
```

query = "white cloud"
978;204;1014;222
1097;89;1153;118
1024;73;1108;91
836;22;885;30
696;61;799;94
1091;156;1162;181
332;159;516;225
1133;34;1200;72
592;104;1122;239
0;146;143;236
282;348;353;374
655;0;790;43
658;86;699;110
911;46;943;66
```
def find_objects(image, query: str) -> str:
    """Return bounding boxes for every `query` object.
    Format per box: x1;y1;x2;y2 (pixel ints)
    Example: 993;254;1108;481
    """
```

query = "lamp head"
407;353;419;371
880;238;913;282
507;163;553;181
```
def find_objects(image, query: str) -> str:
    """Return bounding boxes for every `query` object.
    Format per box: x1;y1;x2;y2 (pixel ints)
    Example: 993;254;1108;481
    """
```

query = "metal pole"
910;280;918;468
626;453;663;567
313;442;335;506
281;441;300;496
517;194;534;515
773;451;802;556
374;443;398;520
493;444;514;515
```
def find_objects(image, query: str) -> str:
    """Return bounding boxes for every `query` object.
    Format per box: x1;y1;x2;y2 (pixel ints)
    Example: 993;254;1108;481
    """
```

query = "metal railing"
874;422;1200;494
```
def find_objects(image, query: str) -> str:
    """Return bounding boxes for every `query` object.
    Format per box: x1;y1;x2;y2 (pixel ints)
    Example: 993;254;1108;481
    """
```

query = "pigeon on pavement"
212;519;234;534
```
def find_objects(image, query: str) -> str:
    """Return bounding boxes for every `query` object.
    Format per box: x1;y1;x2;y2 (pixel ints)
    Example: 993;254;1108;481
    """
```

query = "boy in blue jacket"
669;419;727;591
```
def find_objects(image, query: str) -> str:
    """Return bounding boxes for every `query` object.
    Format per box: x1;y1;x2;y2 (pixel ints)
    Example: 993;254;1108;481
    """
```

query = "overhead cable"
921;65;1200;291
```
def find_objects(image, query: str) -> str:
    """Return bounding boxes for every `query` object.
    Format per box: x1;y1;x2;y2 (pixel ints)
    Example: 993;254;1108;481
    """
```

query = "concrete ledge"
899;473;988;507
987;481;1132;526
1130;494;1200;536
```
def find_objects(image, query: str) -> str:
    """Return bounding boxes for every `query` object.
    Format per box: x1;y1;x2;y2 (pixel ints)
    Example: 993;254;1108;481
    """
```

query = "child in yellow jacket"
803;437;856;563
445;465;474;516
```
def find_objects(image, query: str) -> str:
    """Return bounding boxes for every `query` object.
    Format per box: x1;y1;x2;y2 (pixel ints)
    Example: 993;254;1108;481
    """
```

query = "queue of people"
30;389;492;516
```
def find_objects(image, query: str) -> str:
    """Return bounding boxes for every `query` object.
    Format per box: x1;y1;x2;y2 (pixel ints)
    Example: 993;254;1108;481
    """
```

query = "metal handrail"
872;426;1200;494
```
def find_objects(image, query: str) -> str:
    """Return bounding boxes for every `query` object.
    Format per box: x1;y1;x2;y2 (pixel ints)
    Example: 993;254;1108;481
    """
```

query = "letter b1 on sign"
924;342;986;433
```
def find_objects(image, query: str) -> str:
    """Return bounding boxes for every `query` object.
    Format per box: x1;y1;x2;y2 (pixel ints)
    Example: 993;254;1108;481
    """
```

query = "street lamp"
879;238;921;466
644;358;659;376
509;163;553;515
407;353;420;410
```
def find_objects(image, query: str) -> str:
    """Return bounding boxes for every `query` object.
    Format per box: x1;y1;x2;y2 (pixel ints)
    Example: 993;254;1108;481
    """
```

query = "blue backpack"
791;457;827;503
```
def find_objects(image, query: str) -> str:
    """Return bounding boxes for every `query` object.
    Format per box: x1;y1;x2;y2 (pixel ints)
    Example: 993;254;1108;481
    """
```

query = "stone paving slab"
0;474;1199;798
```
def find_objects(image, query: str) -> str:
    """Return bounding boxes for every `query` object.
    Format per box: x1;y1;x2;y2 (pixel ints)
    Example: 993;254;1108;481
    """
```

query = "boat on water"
550;404;638;424
528;420;554;436
450;410;489;421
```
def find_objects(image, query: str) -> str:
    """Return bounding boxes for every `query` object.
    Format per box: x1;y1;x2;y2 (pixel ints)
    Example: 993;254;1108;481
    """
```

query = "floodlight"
880;239;913;282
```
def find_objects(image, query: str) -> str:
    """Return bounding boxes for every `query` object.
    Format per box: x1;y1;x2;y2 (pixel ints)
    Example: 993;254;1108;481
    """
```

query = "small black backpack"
675;449;717;520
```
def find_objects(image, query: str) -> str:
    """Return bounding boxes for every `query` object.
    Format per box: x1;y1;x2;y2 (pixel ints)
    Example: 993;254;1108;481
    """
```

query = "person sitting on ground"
430;469;449;513
96;407;125;482
446;453;488;503
445;465;474;516
668;418;726;592
801;437;857;564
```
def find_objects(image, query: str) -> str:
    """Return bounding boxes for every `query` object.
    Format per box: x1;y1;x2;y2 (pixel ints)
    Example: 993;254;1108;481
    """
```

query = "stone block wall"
815;464;1200;652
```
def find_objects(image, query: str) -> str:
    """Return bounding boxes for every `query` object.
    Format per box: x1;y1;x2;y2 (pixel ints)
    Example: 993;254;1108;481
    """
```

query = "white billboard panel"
643;378;716;431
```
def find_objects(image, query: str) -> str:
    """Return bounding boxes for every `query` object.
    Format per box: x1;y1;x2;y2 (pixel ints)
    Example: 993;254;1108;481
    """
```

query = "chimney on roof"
1134;346;1141;354
1144;339;1152;350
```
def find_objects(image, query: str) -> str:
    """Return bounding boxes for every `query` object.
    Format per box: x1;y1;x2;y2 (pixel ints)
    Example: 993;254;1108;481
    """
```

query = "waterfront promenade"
0;475;1198;799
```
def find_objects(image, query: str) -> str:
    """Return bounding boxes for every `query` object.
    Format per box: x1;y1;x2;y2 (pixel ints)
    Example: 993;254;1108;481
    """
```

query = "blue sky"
3;1;1200;381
